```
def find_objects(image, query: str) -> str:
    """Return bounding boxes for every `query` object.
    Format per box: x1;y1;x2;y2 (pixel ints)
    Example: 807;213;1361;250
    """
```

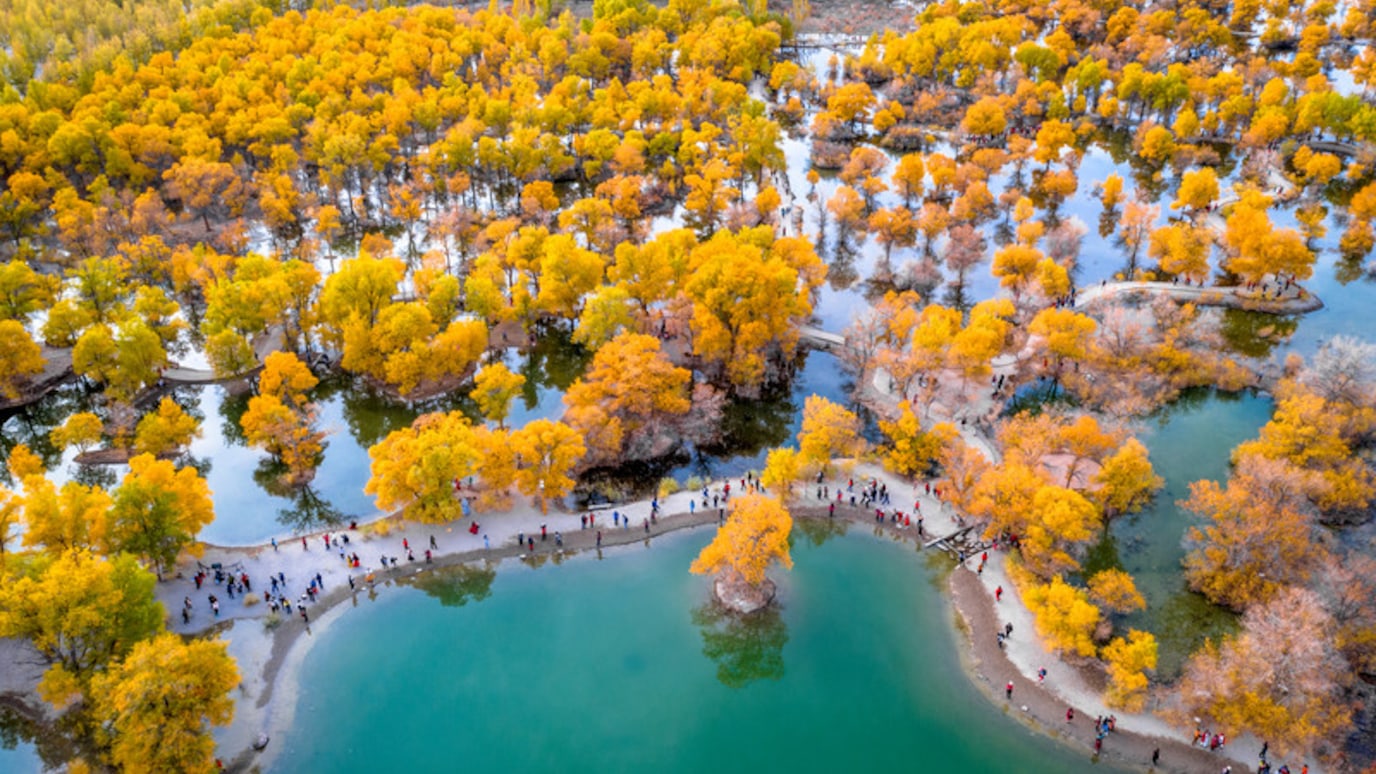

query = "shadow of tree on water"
399;562;497;608
691;602;788;689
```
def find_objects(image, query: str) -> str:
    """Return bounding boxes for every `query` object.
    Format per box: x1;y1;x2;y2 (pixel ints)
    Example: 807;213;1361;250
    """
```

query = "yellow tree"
0;487;18;564
0;319;45;400
241;395;325;486
878;403;942;478
133;397;201;457
1102;629;1158;711
20;478;111;554
1176;587;1350;760
106;454;214;579
1088;569;1147;613
72;321;167;404
242;351;323;484
1182;457;1324;610
1172;167;1220;212
1021;485;1101;578
1023;574;1101;657
563;332;691;461
991;244;1045;300
761;447;802;501
969;462;1045;535
511;420;586;511
1148;222;1212;280
1092;439;1163;518
473;362;527;428
683;157;739;235
0;549;163;691
366;412;480;523
51;412;104;455
8;444;44;481
258;351;318;408
1029;308;1096;389
797;395;863;469
1057;415;1122;488
1224;192;1316;284
685;228;823;390
316;251;405;347
90;632;238;774
962;97;1008;136
690;493;793;586
162;157;246;231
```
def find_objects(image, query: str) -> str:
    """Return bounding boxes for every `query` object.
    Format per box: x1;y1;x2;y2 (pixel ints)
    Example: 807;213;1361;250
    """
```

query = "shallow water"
1081;389;1273;677
267;530;1122;774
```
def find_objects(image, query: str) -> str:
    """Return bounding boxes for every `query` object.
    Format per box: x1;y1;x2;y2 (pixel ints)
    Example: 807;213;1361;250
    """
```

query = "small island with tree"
691;493;794;615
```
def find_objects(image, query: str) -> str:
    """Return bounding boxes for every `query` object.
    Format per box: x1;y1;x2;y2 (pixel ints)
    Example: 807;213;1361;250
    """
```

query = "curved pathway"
162;326;286;384
1073;279;1324;314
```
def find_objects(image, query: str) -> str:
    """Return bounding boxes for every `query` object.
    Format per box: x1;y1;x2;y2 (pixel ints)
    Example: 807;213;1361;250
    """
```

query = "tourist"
430;534;437;550
1066;708;1074;722
483;534;490;549
1151;748;1159;766
271;537;277;551
1005;681;1013;699
596;530;602;548
1004;622;1013;638
995;585;1003;602
1037;667;1046;683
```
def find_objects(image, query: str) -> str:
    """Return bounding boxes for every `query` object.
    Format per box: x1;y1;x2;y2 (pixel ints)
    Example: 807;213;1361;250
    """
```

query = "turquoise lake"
267;530;1120;773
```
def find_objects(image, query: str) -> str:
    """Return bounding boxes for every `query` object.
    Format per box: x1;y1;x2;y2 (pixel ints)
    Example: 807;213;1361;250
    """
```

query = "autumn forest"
2;0;1376;769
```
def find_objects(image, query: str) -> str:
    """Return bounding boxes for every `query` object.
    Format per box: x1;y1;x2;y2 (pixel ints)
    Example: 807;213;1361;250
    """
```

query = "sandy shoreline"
948;569;1262;773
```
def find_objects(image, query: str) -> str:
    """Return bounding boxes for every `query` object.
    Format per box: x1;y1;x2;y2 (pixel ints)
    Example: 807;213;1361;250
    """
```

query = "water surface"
268;530;1120;773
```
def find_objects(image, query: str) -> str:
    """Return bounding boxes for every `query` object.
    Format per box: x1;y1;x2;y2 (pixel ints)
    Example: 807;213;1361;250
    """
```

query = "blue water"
269;531;1121;773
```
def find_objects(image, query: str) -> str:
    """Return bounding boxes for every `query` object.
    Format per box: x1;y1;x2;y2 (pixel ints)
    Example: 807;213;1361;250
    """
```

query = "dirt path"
950;568;1272;773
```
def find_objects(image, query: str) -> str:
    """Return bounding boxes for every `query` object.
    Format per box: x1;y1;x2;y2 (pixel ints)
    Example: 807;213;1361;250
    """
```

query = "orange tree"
690;493;793;587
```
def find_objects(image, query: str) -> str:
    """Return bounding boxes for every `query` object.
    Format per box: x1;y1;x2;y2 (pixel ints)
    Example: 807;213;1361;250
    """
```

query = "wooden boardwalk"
798;325;846;351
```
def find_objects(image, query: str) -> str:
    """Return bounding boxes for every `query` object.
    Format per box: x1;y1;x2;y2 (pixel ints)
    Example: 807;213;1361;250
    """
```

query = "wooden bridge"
922;525;992;558
798;325;847;351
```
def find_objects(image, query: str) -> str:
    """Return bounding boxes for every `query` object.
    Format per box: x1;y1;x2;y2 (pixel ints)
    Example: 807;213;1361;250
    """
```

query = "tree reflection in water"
691;603;788;689
401;562;497;608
